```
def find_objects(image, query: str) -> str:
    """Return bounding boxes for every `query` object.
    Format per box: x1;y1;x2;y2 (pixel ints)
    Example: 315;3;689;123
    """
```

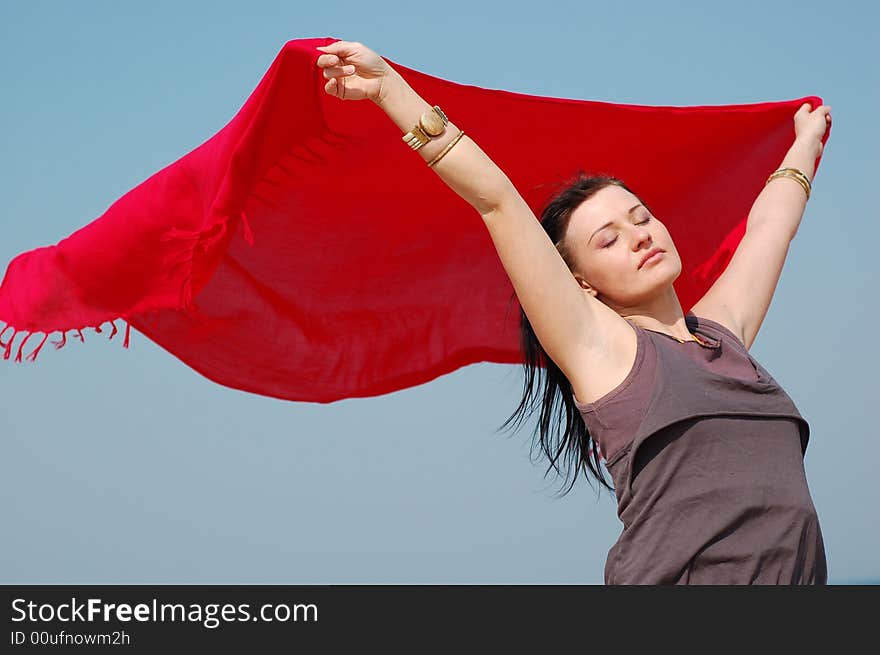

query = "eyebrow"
588;203;645;244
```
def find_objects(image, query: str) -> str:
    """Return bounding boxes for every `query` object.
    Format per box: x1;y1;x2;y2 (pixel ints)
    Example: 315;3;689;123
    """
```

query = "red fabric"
0;37;828;402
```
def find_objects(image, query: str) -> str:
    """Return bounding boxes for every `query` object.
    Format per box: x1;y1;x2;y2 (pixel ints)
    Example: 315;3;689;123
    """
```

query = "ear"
574;273;599;298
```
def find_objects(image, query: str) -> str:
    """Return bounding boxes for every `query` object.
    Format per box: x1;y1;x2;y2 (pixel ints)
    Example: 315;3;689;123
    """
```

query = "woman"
315;40;831;584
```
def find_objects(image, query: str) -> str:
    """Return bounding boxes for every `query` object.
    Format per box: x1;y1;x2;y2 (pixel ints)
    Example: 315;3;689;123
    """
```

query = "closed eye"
602;217;651;248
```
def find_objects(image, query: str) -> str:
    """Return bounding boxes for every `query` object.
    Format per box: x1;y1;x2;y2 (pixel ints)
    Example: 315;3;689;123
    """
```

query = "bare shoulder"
565;300;638;406
688;299;747;348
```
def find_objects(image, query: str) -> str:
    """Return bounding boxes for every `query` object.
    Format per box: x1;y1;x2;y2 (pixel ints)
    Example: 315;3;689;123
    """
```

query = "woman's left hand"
794;103;832;155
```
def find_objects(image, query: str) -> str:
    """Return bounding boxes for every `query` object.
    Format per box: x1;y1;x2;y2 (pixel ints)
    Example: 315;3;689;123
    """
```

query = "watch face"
420;110;446;136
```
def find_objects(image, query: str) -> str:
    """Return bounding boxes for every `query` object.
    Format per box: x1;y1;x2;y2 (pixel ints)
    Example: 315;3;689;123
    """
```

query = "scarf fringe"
0;317;132;364
1;195;251;363
240;209;254;246
157;209;255;312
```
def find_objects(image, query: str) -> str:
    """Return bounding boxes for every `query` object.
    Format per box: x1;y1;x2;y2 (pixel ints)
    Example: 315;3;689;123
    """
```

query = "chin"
663;258;683;283
647;256;681;286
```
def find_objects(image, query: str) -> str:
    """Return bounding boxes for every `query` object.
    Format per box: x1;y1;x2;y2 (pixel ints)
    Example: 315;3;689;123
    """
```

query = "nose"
632;224;652;250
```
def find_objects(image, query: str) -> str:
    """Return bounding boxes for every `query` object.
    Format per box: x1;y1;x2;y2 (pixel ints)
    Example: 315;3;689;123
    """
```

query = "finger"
324;76;348;100
316;53;339;67
315;41;359;59
322;65;356;79
316;53;353;68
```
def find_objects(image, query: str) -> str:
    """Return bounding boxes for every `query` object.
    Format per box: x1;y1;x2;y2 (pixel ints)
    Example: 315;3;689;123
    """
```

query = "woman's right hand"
793;102;832;155
315;40;393;102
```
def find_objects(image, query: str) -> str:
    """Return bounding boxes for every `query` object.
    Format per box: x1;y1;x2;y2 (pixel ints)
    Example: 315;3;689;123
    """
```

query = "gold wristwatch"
402;105;449;151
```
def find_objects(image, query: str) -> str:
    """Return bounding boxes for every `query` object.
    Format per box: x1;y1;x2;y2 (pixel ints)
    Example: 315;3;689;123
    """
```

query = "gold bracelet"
427;129;465;167
771;169;811;199
766;167;811;200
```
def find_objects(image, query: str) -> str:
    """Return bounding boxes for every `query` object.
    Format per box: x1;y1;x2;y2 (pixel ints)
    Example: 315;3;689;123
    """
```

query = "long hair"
495;171;647;498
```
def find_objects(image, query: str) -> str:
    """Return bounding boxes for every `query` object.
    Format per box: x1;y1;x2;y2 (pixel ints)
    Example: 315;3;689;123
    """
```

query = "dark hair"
495;170;647;499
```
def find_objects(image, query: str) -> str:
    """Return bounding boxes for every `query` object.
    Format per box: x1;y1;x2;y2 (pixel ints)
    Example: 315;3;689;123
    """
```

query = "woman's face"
565;184;682;307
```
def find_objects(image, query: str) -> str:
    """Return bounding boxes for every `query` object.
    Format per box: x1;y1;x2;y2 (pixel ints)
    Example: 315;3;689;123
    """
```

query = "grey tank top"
573;313;826;584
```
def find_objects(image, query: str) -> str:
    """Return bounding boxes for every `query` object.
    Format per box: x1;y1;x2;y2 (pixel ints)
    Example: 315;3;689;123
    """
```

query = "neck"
617;287;694;341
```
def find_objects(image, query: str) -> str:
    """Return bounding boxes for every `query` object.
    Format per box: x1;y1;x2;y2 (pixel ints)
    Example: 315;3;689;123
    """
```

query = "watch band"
402;105;449;151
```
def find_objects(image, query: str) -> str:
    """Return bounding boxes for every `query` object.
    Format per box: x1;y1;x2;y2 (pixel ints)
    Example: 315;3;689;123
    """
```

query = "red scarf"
0;37;828;402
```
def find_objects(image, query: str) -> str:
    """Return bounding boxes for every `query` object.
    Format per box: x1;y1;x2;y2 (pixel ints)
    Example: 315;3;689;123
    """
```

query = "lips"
639;248;665;269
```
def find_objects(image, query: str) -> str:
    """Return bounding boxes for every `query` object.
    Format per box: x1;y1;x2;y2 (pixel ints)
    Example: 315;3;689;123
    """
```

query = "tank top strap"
687;313;746;352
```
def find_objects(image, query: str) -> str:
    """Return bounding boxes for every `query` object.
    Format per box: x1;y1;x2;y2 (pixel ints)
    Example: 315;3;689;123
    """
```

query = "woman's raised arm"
316;40;612;378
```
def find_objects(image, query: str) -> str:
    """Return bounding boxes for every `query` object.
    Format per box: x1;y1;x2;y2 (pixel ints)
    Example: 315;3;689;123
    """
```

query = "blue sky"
1;1;877;584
